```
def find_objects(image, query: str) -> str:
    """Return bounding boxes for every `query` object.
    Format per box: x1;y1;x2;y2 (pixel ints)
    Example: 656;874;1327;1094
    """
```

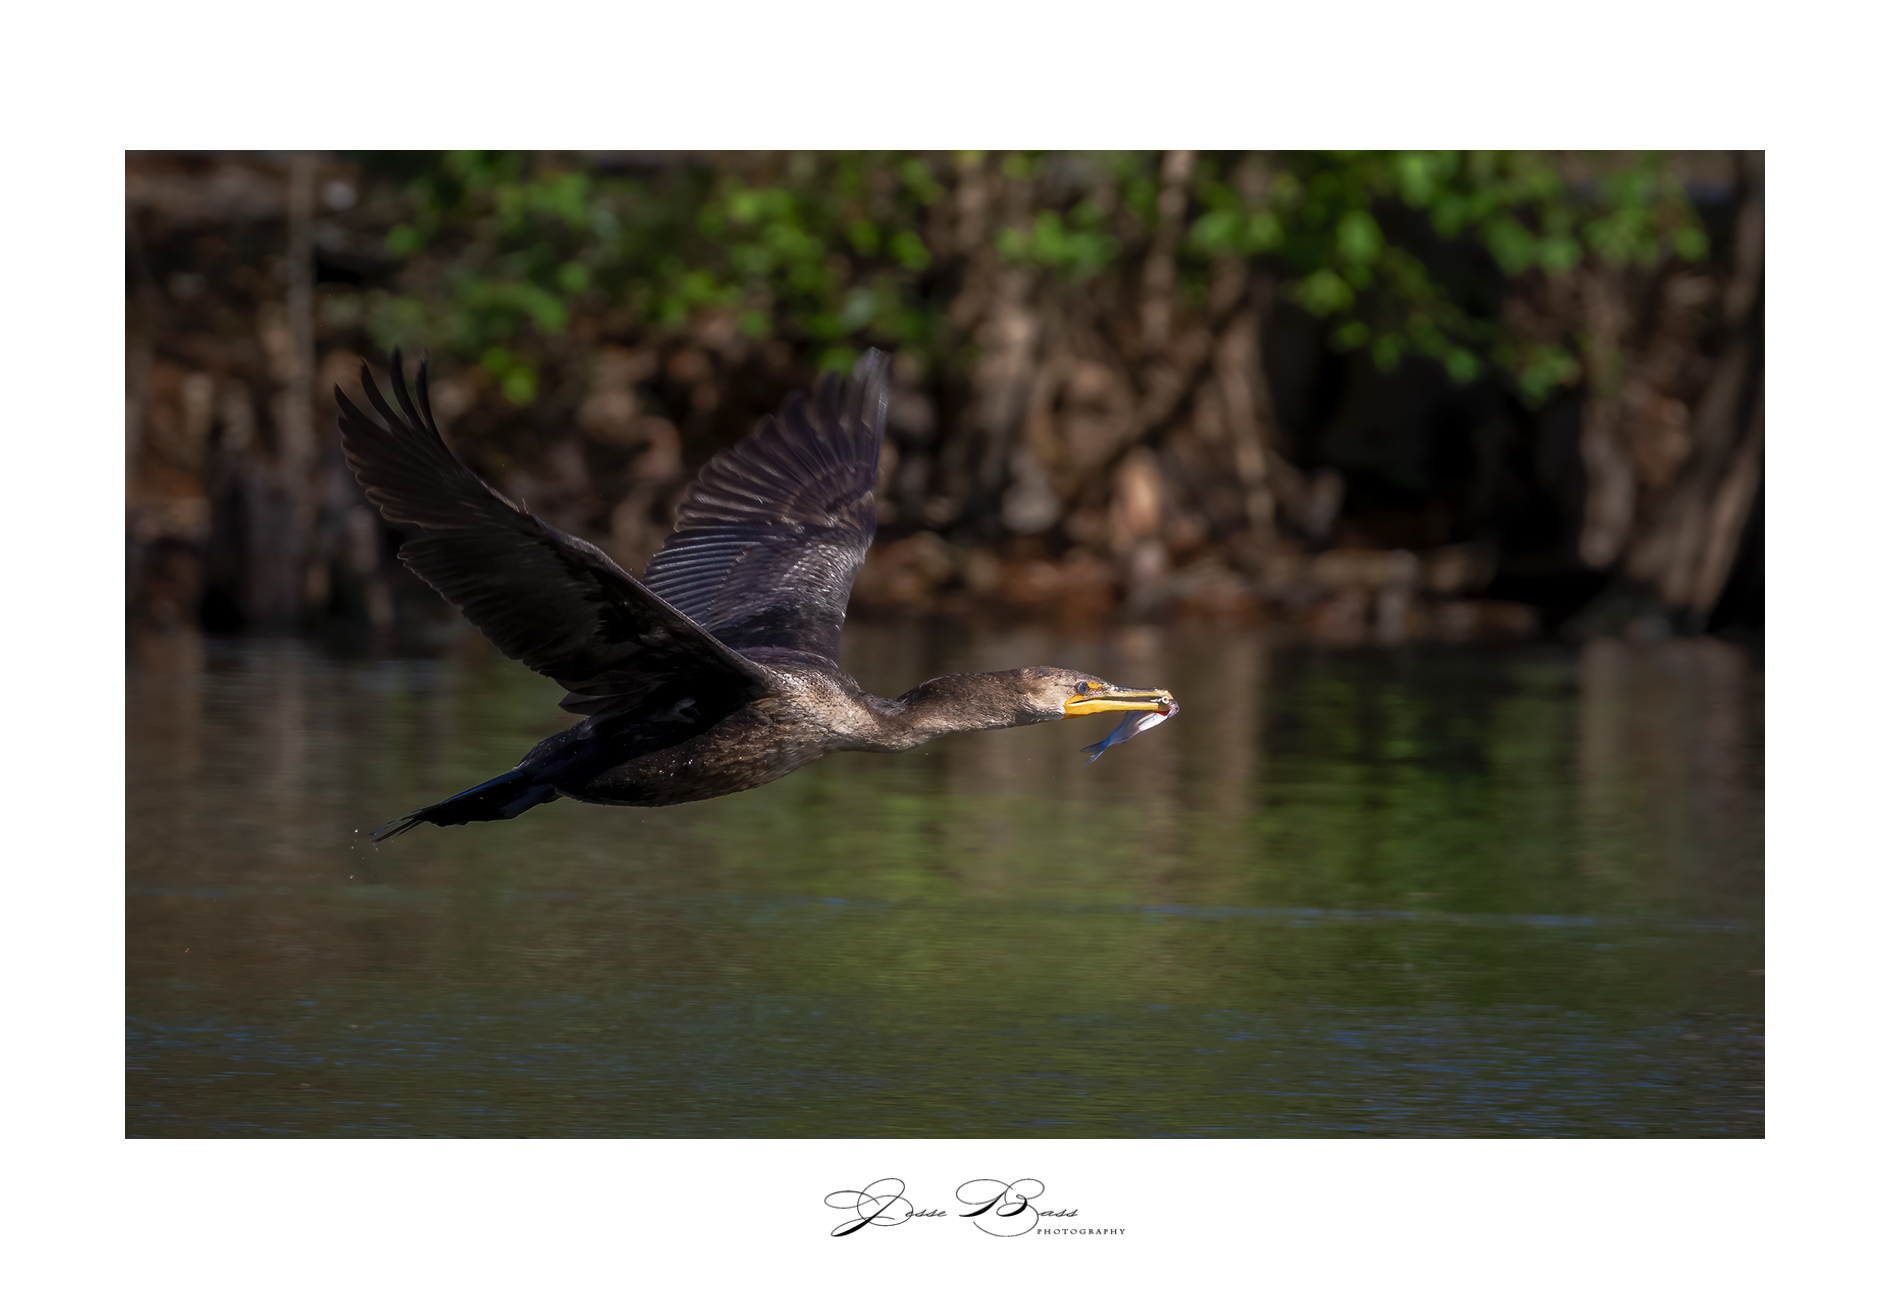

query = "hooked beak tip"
1061;687;1176;719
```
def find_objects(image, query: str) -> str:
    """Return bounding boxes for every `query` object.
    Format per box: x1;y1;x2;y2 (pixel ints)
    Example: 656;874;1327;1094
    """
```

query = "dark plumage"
337;349;1177;840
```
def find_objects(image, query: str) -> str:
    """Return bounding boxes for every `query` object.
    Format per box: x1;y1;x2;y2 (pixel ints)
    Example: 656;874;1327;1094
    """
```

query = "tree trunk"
1621;152;1764;630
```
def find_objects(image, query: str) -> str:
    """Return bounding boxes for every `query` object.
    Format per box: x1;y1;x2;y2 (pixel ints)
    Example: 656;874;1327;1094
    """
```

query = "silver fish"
1081;700;1179;764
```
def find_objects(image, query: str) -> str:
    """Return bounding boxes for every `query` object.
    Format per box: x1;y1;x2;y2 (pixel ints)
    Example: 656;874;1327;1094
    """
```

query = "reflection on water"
127;624;1762;1137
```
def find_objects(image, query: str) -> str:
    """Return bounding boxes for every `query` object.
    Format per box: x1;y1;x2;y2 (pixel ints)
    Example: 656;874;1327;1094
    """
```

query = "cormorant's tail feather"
371;813;430;842
370;768;559;841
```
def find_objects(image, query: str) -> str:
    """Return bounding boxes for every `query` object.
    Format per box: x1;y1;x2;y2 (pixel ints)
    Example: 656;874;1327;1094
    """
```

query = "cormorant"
337;349;1178;840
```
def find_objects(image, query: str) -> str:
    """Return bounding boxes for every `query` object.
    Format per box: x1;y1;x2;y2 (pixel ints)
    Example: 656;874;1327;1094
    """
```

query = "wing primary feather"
358;357;411;438
388;347;430;431
639;347;891;661
336;353;775;720
413;354;437;429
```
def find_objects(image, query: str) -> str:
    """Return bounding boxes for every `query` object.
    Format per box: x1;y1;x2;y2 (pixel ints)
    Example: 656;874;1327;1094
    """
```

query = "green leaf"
1332;319;1370;350
1335;210;1383;266
1246;210;1283;252
500;365;537;405
898;158;944;205
1539;235;1582;276
846;219;881;255
386;224;422;257
728;187;763;224
889;230;931;271
1371;333;1405;370
1485;216;1537;276
816;344;858;373
1301;268;1356;316
1189;209;1242;255
1394;151;1454;208
519;285;569;334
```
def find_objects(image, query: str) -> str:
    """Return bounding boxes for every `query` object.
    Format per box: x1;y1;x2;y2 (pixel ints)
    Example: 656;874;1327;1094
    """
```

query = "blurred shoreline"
126;151;1762;649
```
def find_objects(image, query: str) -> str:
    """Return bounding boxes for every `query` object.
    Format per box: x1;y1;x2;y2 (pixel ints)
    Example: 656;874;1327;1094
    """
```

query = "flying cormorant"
337;349;1178;840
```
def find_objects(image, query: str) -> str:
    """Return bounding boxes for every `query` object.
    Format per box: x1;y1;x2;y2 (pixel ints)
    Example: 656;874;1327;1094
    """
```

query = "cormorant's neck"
871;671;1047;750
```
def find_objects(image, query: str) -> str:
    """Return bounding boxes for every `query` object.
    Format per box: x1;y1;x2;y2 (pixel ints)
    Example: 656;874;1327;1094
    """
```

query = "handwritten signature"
827;1178;1077;1237
824;1178;945;1237
955;1178;1046;1237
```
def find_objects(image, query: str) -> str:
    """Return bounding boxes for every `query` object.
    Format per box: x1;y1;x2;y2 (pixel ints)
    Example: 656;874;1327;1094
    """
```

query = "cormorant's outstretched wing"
336;353;774;718
640;349;889;663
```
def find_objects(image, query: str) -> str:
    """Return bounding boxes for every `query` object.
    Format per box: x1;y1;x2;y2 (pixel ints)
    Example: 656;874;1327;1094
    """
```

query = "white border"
9;0;1874;1283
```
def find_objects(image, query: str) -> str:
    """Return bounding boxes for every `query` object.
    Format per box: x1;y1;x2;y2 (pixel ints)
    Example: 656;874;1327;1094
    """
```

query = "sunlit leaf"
1539;235;1582;275
1246;210;1283;252
846;219;880;255
1332;319;1370;350
816;344;858;373
890;230;930;271
361;150;1712;424
1300;268;1356;316
500;365;537;405
898;158;943;205
387;224;422;257
1486;216;1537;276
1189;209;1241;255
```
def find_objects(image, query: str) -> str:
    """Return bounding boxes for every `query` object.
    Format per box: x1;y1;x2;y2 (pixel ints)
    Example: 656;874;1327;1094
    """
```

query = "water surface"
127;624;1762;1136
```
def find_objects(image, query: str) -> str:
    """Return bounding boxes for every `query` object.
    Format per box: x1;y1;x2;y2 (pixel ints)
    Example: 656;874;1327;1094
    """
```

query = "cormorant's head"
890;667;1178;750
1014;667;1177;724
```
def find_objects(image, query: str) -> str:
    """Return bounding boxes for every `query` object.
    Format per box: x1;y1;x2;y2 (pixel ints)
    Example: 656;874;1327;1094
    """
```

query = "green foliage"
358;151;1708;409
997;201;1121;281
362;152;949;404
1181;151;1706;402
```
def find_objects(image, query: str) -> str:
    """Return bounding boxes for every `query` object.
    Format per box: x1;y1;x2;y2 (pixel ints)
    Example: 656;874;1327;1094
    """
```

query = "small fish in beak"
1081;698;1180;764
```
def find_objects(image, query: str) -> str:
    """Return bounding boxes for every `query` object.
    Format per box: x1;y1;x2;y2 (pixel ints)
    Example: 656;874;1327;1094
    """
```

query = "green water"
126;623;1762;1136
